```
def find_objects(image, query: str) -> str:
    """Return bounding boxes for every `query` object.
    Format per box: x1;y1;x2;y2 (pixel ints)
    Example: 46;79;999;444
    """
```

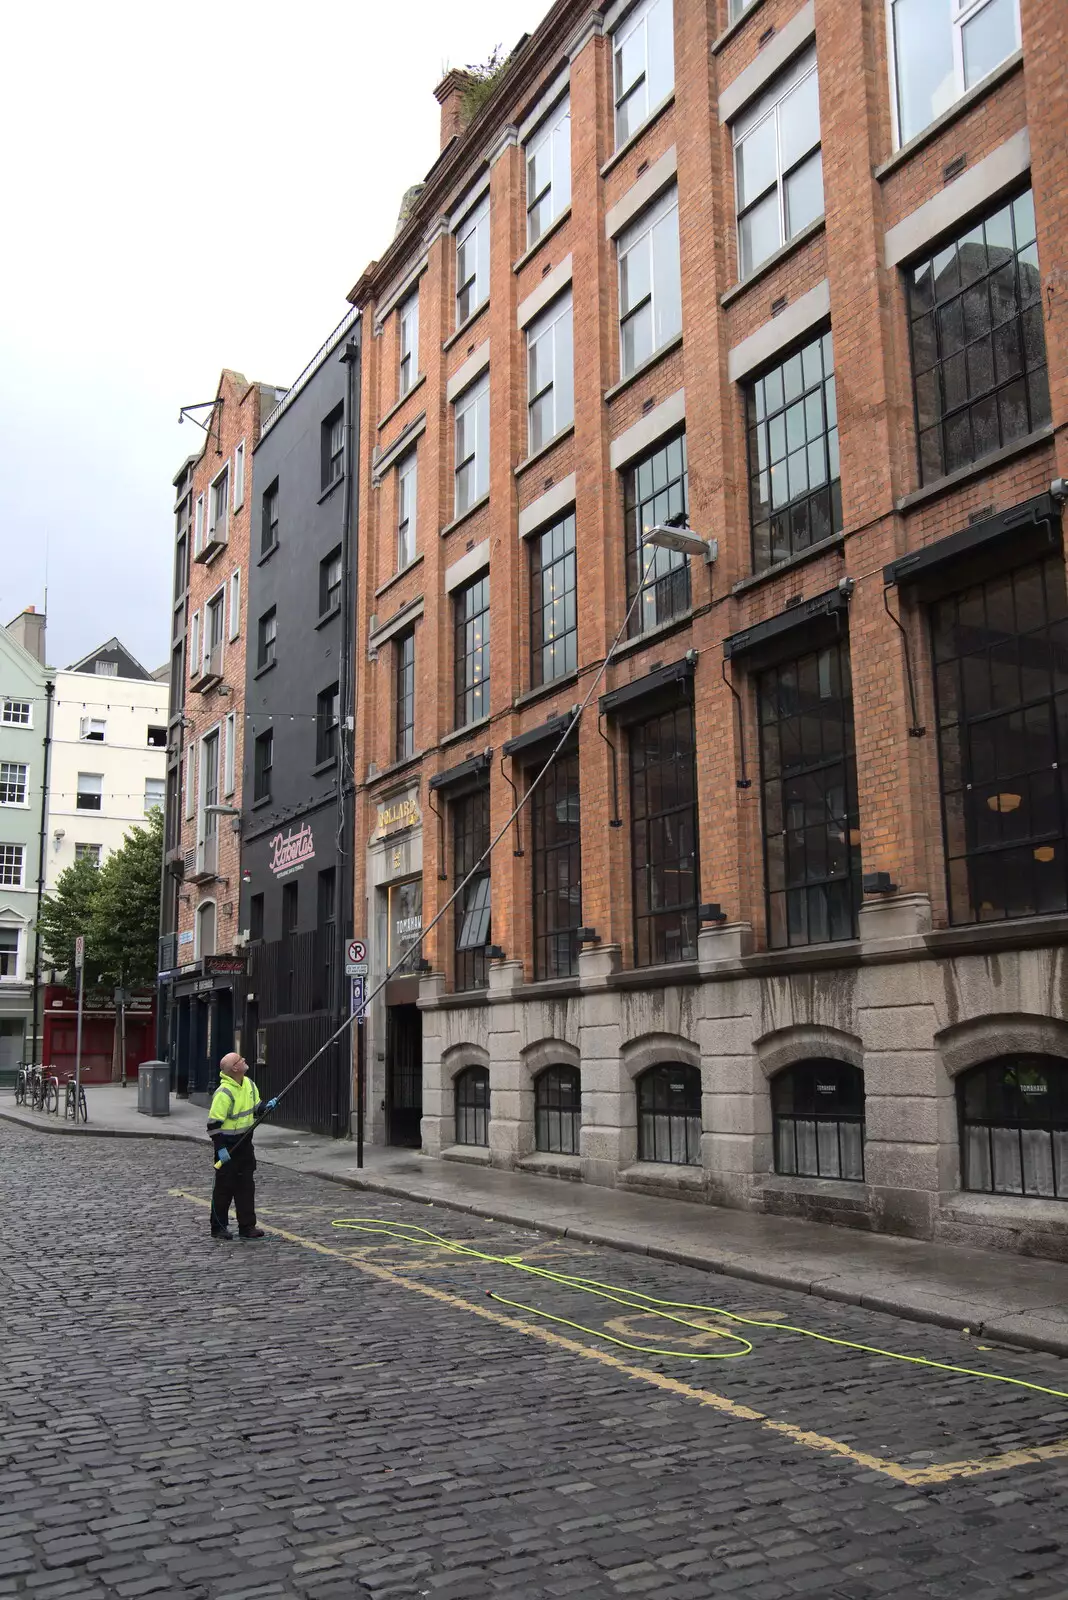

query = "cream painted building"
47;638;168;890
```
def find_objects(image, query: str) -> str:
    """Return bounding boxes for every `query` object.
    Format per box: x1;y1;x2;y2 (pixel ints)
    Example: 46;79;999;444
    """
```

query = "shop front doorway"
386;1003;422;1147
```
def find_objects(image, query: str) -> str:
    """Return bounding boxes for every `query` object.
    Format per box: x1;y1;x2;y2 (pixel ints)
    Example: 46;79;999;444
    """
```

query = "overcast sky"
0;0;545;673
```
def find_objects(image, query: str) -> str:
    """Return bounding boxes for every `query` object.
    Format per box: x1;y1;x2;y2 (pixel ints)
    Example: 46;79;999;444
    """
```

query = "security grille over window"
535;1065;581;1154
613;0;674;147
455;1065;489;1146
758;640;862;948
889;0;1021;147
531;750;582;980
454;572;490;728
734;46;823;280
908;189;1048;486
748;331;840;571
637;1063;701;1165
454;786;490;992
960;1055;1068;1199
526;96;571;245
531;512;577;686
624;434;690;638
773;1059;865;1180
932;555;1068;924
629;702;700;966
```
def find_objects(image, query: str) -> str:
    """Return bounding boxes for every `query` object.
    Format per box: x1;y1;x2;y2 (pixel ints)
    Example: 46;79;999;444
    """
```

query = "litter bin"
137;1060;171;1117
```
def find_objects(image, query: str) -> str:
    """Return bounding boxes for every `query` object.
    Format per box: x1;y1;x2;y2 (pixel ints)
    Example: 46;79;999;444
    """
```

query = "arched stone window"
772;1059;864;1181
959;1055;1068;1199
454;1065;489;1147
196;900;216;961
534;1066;581;1155
636;1064;701;1165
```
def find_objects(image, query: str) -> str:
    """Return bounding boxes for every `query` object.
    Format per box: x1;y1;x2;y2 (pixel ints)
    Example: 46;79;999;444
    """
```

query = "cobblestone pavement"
4;1125;1068;1600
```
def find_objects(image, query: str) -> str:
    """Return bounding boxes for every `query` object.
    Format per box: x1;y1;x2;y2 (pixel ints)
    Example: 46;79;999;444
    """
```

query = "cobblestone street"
3;1124;1068;1600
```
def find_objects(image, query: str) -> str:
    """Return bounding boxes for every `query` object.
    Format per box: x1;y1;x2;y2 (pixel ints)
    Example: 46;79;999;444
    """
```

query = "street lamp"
643;511;718;564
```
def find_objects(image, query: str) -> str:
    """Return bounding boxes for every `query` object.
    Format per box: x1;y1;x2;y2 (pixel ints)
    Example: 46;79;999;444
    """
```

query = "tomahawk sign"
346;939;366;965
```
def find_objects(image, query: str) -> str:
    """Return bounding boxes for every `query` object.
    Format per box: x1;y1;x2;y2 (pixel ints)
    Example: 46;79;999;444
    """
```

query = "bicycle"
28;1065;46;1111
42;1070;59;1115
64;1079;88;1124
14;1063;28;1105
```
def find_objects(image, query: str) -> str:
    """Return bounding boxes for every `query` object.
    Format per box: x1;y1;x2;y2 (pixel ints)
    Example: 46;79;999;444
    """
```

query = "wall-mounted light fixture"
576;927;600;945
862;871;898;895
698;903;728;925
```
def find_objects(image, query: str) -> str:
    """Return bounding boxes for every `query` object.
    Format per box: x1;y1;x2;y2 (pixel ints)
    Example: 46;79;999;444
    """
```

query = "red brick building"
160;369;283;1096
349;0;1068;1254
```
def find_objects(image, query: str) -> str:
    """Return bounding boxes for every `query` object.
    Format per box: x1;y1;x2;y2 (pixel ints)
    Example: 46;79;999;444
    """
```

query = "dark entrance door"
386;1004;422;1147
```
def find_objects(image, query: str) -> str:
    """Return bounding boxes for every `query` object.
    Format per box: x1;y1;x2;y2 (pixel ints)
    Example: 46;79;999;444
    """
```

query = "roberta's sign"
269;823;316;878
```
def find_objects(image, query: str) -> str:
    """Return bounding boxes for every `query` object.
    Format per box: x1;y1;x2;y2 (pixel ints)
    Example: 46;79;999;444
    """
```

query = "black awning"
599;657;694;719
723;587;849;660
428;750;492;793
502;711;575;760
884;492;1058;586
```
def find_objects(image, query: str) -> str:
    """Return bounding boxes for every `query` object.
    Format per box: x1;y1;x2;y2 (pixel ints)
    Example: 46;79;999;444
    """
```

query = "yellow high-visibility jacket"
207;1072;261;1138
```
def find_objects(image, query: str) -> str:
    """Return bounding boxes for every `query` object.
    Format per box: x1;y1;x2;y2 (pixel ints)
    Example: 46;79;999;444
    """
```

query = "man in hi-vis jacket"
207;1052;276;1240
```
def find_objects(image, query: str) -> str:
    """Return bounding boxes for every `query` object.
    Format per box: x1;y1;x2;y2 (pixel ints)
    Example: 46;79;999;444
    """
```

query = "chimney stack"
6;606;46;665
434;70;475;152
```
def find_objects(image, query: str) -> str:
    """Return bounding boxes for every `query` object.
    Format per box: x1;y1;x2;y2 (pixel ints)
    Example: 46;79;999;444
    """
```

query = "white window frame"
75;842;101;868
612;0;675;150
525;94;572;246
76;772;103;812
455;196;490;329
199;725;221;846
224;711;236;798
79;716;106;743
143;777;165;816
229;570;241;641
233;441;245;510
733;46;822;282
0;843;25;888
527;292;574;453
886;0;1021;150
617;185;682;378
0;923;22;983
454;372;490;517
195;898;217;961
190;609;202;675
1;699;32;728
184;748;195;820
208;464;229;546
205;585;226;668
0;762;29;807
194;493;205;556
399;292;419;398
397;453;418;570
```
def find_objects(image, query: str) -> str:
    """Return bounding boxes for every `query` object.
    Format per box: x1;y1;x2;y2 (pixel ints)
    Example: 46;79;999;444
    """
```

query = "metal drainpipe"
29;676;54;1066
337;334;361;1142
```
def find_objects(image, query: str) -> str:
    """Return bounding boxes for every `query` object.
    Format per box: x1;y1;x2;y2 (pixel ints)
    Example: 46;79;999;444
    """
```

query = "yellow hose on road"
331;1217;1068;1401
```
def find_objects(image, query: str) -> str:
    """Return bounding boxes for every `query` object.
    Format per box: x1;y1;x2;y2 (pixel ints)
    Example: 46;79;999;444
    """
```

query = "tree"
36;854;103;982
89;807;164;990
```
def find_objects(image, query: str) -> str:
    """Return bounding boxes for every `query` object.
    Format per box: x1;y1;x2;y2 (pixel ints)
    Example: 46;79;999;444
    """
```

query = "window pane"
736;114;777;210
962;0;1018;90
651;206;682;346
739;189;781;279
779;69;820;168
892;0;954;143
784;148;823;240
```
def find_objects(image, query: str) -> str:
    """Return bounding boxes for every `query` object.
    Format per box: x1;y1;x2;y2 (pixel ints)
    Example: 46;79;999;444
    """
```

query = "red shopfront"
42;986;156;1084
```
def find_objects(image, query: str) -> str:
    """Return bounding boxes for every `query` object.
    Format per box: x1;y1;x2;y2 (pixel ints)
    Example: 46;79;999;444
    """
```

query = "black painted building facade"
241;312;361;1135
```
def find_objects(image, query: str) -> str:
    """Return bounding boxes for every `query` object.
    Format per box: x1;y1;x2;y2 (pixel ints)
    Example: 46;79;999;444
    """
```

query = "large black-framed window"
253;728;273;803
747;330;841;572
629;702;699;967
531;512;577;687
454;572;489;728
758;639;861;948
261;479;279;556
960;1056;1068;1200
931;555;1068;925
908;188;1049;487
395;630;415;762
637;1064;701;1165
453;785;490;992
315;683;339;766
455;1066;489;1146
623;434;690;639
535;1066;581;1155
530;751;582;980
773;1059;865;1181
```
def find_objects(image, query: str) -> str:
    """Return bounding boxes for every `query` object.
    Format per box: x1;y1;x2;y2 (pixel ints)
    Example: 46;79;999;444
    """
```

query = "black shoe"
211;1229;234;1241
239;1228;266;1240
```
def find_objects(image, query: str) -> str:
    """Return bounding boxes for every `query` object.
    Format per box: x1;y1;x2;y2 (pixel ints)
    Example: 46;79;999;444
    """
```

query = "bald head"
220;1052;246;1083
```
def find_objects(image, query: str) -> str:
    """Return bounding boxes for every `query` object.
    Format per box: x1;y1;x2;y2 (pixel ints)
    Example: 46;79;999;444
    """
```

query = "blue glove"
215;1147;231;1165
266;1098;278;1111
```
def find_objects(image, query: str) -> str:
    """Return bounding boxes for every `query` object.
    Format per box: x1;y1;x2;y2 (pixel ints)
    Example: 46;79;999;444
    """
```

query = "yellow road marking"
170;1188;1068;1486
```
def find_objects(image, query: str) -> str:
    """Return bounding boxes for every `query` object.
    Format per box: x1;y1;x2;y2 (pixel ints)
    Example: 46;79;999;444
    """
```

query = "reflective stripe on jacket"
207;1072;260;1136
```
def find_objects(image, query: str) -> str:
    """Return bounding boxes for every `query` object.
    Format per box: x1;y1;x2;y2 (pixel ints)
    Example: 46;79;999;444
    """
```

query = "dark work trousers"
210;1140;257;1234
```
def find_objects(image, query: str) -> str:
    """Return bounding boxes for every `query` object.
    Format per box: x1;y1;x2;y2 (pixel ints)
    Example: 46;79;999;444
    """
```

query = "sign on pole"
346;939;366;964
350;975;367;1024
74;936;85;970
